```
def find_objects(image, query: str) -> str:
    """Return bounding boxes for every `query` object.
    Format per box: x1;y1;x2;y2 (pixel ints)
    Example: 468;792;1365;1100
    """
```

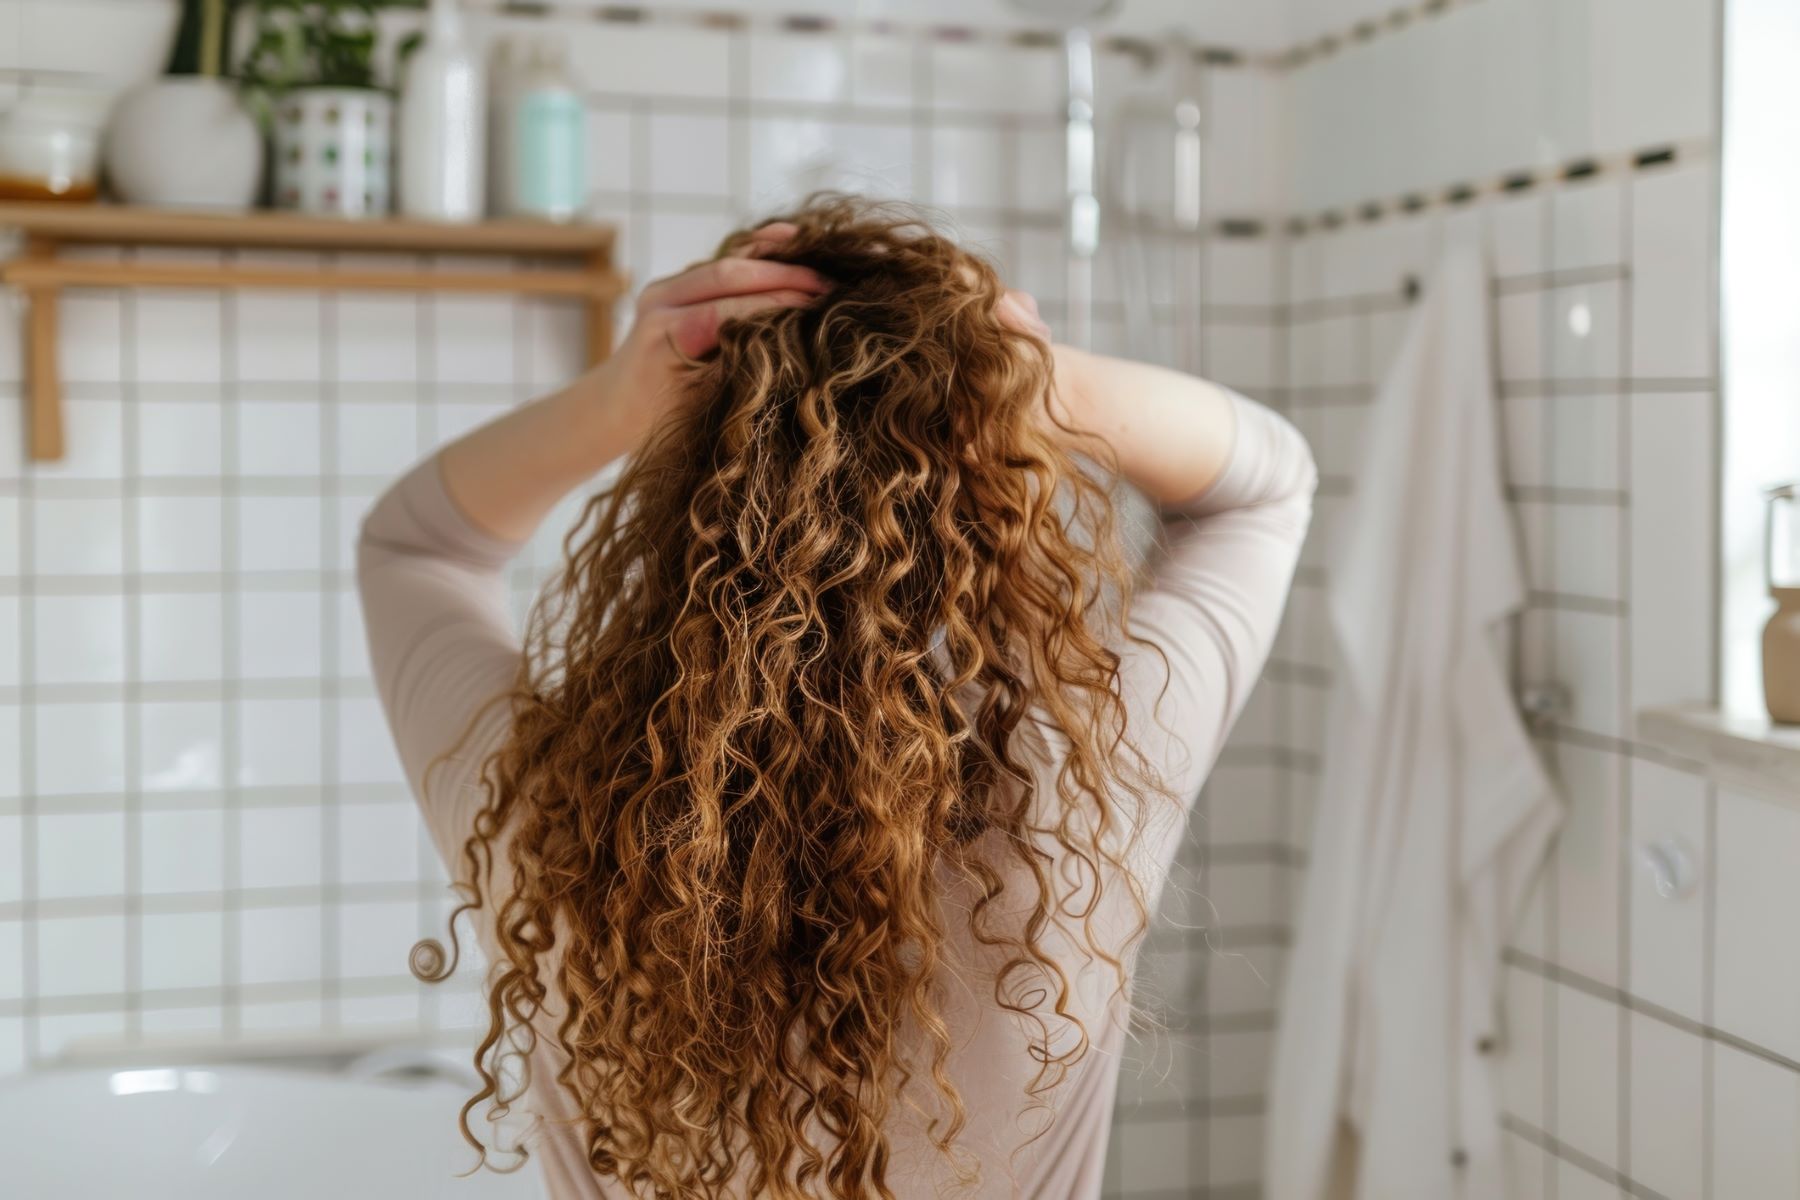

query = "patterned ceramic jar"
271;87;392;217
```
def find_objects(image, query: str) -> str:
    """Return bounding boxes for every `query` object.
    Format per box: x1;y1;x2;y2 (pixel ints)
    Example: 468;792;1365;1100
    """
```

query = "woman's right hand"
583;223;832;450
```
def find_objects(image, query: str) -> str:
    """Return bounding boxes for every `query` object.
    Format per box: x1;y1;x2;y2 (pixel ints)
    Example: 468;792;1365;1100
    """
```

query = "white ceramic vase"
271;87;393;218
105;77;263;210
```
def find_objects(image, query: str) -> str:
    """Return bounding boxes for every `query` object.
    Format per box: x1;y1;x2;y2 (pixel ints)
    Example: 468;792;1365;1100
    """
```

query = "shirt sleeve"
1113;390;1318;887
355;455;527;870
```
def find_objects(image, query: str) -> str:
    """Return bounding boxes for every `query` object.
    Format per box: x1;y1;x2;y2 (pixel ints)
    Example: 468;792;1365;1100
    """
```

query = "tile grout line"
220;257;244;1040
1615;165;1637;1189
321;268;341;1032
121;264;143;1041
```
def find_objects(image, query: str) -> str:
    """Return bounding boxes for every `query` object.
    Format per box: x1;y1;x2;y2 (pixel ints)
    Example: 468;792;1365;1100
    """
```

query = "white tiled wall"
1274;3;1800;1200
0;9;1290;1199
2;0;1762;1195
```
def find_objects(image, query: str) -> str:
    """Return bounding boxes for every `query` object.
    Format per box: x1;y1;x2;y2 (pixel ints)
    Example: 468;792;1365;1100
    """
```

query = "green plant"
238;0;385;94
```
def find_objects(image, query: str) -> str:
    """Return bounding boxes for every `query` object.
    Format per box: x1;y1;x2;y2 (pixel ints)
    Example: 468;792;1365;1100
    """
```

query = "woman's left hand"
584;223;831;447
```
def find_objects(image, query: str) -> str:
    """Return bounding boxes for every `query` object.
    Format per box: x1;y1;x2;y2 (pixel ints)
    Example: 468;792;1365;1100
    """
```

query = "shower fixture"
1004;0;1121;349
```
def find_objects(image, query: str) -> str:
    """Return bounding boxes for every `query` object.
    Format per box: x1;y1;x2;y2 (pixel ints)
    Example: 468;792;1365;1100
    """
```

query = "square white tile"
135;400;223;477
559;23;731;102
236;699;323;788
1549;504;1623;602
1628;1012;1704;1200
583;107;632;195
136;496;224;574
335;899;419;979
58;295;124;384
139;910;224;991
34;702;126;797
1627;759;1708;1021
134;292;224;385
238;805;323;891
1206;240;1278;309
1490;192;1549;280
1549;281;1623;382
35;810;125;901
237;402;323;478
1111;1114;1194;1193
138;592;225;683
1631;164;1715;380
336;696;406;786
333;587;370;678
1713;1040;1800;1199
1496;291;1545;383
1551;741;1623;986
235;591;323;680
236;905;323;986
0;815;19;904
236;496;323;573
1554;609;1624;736
1551;178;1625;273
1714;787;1800;1063
335;403;419;479
35;914;126;997
139;808;225;895
334;293;418;384
1208;1114;1267;1189
825;121;915;203
0;708;21;800
1498;965;1548;1128
233;288;323;383
647;112;733;198
432;294;517;388
138;701;224;794
929;126;1007;211
1628;392;1716;712
33;593;126;685
0;920;21;1002
1548;393;1620;492
846;30;914;109
32;497;125;576
1553;982;1621;1168
337;802;421;886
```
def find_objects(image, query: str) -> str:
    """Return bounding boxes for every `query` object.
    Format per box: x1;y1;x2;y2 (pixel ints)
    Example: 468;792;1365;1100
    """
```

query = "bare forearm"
437;364;641;544
1050;345;1238;508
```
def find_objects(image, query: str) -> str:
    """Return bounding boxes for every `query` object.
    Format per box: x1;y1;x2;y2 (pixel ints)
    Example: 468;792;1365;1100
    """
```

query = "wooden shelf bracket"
0;203;627;462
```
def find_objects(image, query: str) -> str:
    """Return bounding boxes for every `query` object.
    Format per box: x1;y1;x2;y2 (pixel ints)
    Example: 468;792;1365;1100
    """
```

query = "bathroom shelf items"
0;202;625;461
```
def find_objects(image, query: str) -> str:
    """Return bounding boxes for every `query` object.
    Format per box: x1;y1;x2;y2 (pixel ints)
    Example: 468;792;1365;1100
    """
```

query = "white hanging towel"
1265;240;1561;1200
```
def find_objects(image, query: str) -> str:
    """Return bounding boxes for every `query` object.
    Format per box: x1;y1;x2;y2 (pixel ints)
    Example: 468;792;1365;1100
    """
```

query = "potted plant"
104;0;265;209
239;0;397;217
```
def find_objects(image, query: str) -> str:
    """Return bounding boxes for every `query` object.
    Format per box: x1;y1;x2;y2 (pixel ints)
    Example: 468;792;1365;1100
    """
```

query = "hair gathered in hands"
431;195;1168;1198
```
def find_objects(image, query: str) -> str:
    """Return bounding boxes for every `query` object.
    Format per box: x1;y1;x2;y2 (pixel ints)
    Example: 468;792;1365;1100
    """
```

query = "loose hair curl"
436;197;1167;1198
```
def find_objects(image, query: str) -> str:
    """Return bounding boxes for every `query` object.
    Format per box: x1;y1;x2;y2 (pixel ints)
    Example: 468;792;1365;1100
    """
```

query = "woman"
358;199;1314;1199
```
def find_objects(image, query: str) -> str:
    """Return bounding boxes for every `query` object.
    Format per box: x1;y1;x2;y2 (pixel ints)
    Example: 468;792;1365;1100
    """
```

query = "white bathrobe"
1265;241;1561;1200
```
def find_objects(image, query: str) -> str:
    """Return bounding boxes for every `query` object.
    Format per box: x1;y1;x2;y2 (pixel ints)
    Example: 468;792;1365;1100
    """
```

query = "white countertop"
1638;704;1800;801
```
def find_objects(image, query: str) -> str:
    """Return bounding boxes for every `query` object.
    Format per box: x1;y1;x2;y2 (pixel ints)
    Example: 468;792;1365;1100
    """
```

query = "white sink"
0;1065;545;1199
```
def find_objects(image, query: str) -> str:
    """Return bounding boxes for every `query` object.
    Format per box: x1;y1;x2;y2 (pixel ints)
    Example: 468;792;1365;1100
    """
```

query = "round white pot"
104;77;263;210
271;87;394;218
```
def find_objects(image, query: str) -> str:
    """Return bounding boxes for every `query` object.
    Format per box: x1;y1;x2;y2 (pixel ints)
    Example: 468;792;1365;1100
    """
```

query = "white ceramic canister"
104;76;263;209
271;86;393;217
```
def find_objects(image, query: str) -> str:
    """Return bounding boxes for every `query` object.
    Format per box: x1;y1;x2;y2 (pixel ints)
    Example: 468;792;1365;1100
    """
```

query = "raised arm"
1048;344;1317;884
357;227;828;861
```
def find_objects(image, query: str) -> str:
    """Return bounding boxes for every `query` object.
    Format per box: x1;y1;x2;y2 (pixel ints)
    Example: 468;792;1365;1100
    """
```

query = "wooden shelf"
0;202;626;461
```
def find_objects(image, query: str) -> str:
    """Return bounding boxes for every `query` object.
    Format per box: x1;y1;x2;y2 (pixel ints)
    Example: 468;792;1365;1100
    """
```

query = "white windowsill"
1638;705;1800;801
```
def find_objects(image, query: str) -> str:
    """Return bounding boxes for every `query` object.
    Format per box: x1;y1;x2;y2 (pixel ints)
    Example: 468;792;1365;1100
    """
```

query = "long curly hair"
434;197;1167;1198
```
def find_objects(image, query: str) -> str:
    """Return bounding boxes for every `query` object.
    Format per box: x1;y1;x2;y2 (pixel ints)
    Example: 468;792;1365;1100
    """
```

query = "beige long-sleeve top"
357;389;1315;1199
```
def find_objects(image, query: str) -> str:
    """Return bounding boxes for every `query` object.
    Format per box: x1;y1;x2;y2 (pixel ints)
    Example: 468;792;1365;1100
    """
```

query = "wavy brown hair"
432;197;1168;1198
